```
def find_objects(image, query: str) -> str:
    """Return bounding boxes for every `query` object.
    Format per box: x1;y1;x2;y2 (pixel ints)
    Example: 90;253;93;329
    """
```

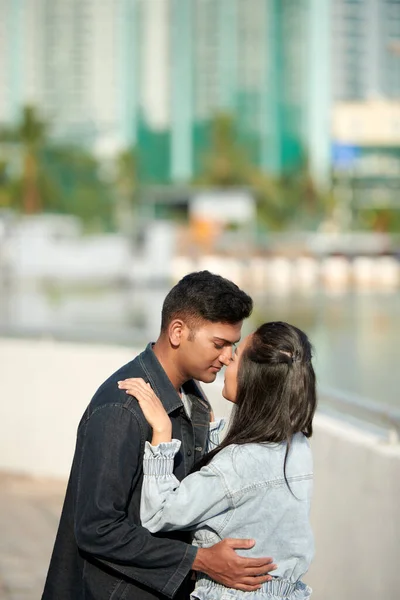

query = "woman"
118;321;317;599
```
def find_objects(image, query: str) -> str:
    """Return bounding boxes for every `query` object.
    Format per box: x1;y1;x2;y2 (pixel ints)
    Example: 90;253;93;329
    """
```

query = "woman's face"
222;334;252;402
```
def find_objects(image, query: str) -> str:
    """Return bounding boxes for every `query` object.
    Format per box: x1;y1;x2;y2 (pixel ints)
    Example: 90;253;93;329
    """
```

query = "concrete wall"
0;338;133;477
0;337;399;599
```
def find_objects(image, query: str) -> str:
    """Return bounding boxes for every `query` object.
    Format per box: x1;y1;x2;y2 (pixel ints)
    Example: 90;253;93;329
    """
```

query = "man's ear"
168;319;185;347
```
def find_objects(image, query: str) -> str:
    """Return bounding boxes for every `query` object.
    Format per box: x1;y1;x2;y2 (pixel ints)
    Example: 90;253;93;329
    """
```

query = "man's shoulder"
87;351;147;412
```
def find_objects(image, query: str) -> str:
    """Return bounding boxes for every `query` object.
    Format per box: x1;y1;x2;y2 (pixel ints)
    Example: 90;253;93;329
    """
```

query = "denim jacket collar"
138;343;210;416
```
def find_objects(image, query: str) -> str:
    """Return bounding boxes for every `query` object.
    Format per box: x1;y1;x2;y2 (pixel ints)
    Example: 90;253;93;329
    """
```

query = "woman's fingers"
118;377;148;390
117;379;172;442
117;379;164;408
118;379;154;398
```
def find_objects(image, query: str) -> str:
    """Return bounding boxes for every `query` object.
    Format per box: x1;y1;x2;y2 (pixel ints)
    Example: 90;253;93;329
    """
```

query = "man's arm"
74;404;195;598
140;440;277;591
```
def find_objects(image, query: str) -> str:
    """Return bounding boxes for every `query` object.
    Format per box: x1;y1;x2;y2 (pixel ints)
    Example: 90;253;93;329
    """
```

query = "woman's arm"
141;439;232;532
117;378;231;532
118;377;226;451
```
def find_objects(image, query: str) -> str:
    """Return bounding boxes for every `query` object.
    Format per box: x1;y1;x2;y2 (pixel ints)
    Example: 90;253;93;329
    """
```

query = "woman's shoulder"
206;443;273;475
210;435;311;472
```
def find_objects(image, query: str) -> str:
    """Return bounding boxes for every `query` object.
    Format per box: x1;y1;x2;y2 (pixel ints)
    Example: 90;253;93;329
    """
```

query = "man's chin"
197;371;217;384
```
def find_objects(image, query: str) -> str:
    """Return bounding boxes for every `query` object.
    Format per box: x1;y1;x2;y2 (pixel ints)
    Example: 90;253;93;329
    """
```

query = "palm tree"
197;113;285;229
0;105;48;213
197;112;331;231
198;113;250;187
113;149;137;233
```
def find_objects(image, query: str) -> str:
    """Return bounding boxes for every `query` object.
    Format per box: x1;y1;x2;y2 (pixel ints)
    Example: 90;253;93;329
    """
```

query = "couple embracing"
42;271;316;600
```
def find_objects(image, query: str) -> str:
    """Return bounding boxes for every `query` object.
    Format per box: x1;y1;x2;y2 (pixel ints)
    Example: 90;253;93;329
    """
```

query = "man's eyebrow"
213;337;240;345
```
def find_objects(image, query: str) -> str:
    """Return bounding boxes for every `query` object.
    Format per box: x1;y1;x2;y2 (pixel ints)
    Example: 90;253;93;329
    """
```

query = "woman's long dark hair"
193;322;317;488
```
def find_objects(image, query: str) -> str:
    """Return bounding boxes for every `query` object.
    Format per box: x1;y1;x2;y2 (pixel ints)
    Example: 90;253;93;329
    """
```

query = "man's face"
177;321;243;384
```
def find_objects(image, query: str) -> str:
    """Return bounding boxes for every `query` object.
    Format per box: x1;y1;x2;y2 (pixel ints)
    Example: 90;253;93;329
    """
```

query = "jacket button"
187;450;192;456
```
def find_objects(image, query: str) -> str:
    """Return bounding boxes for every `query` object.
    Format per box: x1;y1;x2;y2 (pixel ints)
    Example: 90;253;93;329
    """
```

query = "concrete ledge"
0;337;399;599
0;337;133;477
309;413;400;599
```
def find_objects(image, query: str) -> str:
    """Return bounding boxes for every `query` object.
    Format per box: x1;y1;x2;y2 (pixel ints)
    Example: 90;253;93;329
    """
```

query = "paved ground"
0;473;66;600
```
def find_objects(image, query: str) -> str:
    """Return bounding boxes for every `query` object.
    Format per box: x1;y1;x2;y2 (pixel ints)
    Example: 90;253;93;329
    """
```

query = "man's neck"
152;339;186;392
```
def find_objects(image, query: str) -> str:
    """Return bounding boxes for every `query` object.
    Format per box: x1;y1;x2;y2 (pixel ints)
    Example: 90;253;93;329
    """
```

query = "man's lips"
209;366;221;372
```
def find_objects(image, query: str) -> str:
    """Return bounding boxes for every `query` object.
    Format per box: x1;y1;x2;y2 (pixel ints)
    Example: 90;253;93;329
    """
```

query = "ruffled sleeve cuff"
143;439;181;476
207;418;226;451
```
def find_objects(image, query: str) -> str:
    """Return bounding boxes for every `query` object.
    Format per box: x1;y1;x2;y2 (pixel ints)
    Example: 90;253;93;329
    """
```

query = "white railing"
319;385;400;444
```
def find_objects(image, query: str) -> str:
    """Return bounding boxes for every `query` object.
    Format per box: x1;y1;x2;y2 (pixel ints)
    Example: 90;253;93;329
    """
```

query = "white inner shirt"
180;388;192;418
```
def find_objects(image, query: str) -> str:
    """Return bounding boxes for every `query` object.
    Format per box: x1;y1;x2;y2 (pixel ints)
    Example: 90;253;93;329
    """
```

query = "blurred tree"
113;148;138;233
197;113;250;187
0;105;48;213
0;160;11;208
196;112;329;231
41;145;114;231
358;208;400;233
0;105;114;230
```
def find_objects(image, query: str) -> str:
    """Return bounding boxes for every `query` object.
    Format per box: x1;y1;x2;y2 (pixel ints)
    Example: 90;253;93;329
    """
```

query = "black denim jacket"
42;343;212;600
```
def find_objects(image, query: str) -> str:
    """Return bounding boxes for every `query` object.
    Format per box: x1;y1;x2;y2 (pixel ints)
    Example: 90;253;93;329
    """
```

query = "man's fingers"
235;585;262;592
231;575;274;592
241;566;276;577
241;559;276;571
224;538;256;549
234;580;266;591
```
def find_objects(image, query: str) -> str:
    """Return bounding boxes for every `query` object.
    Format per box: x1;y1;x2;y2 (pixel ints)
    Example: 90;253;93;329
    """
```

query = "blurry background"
0;1;399;599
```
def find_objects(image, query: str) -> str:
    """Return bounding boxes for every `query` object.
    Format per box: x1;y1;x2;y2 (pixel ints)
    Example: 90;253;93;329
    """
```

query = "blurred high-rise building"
332;0;400;101
0;0;332;184
330;0;400;217
0;0;136;151
5;0;399;189
134;0;331;186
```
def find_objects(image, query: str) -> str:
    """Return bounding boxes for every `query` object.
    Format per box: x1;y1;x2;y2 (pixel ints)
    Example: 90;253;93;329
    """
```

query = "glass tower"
332;0;400;100
134;0;330;184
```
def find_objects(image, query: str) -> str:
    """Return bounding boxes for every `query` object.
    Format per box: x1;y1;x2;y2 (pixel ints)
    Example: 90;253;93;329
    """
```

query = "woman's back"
192;433;314;583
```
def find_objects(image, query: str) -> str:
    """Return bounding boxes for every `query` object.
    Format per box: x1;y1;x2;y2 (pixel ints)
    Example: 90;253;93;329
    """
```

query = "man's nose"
218;347;232;366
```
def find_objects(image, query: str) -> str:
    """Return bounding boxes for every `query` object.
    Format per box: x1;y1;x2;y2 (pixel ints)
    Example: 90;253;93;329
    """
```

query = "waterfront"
0;282;398;408
0;286;399;600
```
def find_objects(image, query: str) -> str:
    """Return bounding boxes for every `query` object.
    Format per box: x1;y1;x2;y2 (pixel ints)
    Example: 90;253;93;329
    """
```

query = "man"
42;271;276;600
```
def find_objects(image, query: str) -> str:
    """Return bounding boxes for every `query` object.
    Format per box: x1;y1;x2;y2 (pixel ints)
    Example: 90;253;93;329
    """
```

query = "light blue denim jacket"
140;422;314;600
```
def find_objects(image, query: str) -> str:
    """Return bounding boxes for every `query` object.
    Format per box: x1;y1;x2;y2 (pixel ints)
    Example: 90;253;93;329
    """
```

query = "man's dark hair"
161;271;253;332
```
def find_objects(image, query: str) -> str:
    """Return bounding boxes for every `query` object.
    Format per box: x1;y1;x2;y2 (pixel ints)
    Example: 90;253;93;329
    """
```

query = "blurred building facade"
332;0;400;100
0;0;136;151
0;0;332;185
330;0;400;226
135;0;331;186
1;0;399;191
331;99;400;226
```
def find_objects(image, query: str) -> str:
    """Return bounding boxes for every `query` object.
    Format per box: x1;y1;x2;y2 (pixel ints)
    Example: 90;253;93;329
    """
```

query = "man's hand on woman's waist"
192;538;277;592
